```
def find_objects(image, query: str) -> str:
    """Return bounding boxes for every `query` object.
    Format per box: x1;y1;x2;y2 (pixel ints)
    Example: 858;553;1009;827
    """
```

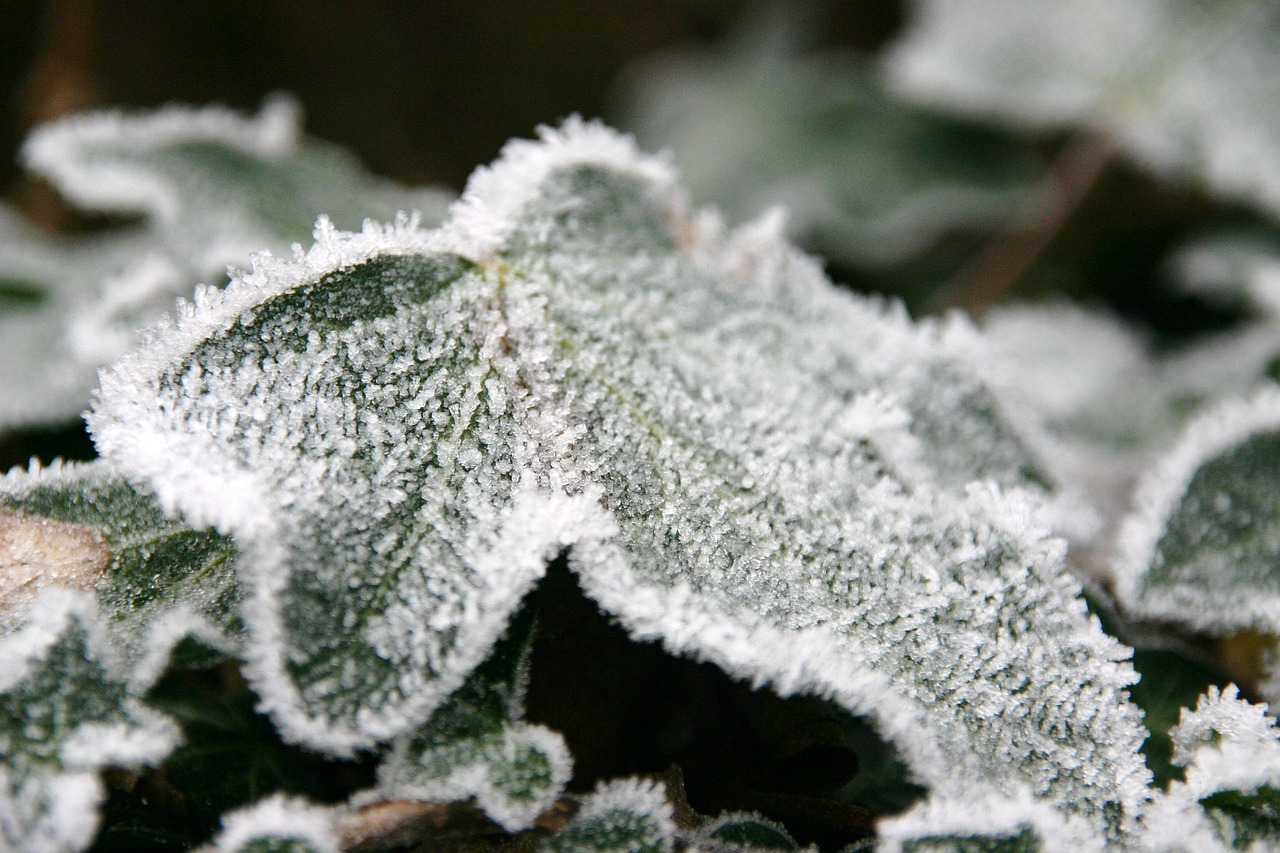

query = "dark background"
0;0;903;196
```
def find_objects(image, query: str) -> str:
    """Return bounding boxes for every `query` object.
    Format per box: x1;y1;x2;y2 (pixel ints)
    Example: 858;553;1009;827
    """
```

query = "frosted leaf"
375;605;571;831
697;812;806;852
0;459;240;685
874;788;1105;853
89;120;1150;834
1114;387;1280;633
0;208;157;429
0;588;179;852
620;11;1044;268
886;0;1280;217
539;778;674;853
208;795;338;853
23;95;452;275
1167;231;1280;318
1139;686;1280;852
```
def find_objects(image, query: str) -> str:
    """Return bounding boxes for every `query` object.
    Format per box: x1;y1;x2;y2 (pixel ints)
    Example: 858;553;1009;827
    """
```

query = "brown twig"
934;133;1117;318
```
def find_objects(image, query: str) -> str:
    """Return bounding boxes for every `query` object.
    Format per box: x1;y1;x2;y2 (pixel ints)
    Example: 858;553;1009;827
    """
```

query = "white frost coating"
67;252;188;365
886;0;1280;218
444;116;679;260
1139;686;1280;853
211;795;338;853
23;94;300;224
1113;385;1280;632
876;787;1106;853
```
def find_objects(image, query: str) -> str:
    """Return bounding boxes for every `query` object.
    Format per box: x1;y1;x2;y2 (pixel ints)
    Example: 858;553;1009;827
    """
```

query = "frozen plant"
4;72;1280;852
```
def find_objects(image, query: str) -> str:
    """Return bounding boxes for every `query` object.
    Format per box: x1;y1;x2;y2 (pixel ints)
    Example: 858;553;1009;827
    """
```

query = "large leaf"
0;589;178;852
885;0;1280;217
620;13;1044;268
1114;386;1280;634
0;459;240;684
88;120;1150;835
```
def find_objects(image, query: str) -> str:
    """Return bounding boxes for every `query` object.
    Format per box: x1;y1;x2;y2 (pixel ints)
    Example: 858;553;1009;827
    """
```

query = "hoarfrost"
209;794;338;853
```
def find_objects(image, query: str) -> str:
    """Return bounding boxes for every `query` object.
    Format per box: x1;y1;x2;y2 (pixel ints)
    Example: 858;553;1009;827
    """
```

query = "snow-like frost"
89;119;1151;835
210;795;338;853
1114;386;1280;633
886;0;1280;217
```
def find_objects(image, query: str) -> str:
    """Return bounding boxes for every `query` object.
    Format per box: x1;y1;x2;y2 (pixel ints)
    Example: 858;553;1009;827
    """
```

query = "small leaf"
539;778;675;853
886;0;1280;216
0;588;178;852
0;459;240;686
700;811;801;851
1114;386;1280;634
375;600;572;832
208;795;338;853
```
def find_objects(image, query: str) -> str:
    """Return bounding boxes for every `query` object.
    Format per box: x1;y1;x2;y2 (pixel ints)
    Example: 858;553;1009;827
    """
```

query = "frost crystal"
89;120;1150;835
1140;686;1280;852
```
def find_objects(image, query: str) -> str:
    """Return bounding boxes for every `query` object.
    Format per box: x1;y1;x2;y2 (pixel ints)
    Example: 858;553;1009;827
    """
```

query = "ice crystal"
88;119;1150;838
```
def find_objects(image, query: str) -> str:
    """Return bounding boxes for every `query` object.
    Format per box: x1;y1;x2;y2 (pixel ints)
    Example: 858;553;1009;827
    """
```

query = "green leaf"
887;0;1280;216
208;795;337;853
0;459;240;686
375;600;571;831
1115;386;1280;634
539;778;674;853
89;120;1150;836
0;589;178;852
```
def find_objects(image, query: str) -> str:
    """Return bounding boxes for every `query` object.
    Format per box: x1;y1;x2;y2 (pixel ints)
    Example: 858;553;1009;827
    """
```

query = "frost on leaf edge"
1112;385;1280;633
